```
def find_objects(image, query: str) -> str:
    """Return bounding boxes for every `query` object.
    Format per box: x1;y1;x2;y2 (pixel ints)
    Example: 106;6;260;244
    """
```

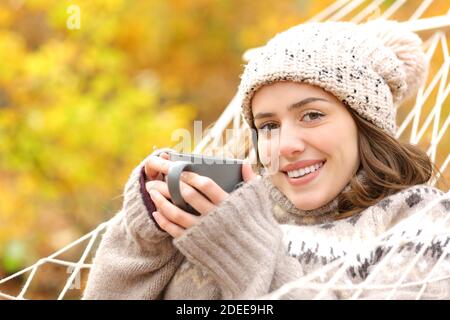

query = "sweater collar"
261;167;367;224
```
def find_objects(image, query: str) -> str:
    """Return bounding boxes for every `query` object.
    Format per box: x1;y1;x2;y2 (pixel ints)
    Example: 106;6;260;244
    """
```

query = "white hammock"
1;0;449;300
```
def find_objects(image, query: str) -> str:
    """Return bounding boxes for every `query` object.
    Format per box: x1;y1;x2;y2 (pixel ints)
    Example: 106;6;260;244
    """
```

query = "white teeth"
287;161;324;178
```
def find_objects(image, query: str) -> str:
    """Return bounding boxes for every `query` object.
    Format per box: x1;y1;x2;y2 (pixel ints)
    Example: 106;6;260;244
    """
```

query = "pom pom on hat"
362;19;428;103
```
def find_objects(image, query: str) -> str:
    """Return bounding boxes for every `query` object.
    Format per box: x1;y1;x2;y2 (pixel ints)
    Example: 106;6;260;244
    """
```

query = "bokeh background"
0;0;449;299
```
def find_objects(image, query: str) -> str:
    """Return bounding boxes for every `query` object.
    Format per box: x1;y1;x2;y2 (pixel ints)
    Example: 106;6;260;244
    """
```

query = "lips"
281;159;327;173
286;160;325;178
283;160;325;186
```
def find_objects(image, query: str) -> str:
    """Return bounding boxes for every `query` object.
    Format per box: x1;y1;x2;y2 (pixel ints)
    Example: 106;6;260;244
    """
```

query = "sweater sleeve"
83;149;183;300
172;178;311;299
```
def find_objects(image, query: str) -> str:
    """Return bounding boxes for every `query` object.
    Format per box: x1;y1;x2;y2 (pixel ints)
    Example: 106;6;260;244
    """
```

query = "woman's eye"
258;122;279;132
256;111;324;132
302;111;324;122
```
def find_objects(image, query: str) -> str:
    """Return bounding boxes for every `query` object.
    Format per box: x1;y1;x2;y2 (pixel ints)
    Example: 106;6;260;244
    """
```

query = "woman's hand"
148;160;257;238
144;151;172;181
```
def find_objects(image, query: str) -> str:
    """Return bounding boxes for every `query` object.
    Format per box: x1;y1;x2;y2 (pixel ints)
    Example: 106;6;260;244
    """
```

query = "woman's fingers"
149;189;198;231
152;211;184;238
144;152;172;180
179;180;215;215
180;172;229;205
145;180;171;199
147;175;214;215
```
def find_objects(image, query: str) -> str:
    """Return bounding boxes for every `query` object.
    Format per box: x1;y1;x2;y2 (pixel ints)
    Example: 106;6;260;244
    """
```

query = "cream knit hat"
238;20;429;137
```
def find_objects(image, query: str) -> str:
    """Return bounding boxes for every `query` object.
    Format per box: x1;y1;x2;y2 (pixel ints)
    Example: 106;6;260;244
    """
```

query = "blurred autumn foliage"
0;0;330;284
0;0;449;299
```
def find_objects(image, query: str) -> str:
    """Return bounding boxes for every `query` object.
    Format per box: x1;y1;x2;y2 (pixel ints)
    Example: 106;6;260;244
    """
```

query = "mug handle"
167;161;195;214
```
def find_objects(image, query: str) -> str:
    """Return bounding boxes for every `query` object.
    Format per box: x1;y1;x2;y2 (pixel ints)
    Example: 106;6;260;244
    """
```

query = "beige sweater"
82;156;450;300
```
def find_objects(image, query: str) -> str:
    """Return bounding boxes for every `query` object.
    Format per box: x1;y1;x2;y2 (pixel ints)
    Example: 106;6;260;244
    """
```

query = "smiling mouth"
281;160;326;179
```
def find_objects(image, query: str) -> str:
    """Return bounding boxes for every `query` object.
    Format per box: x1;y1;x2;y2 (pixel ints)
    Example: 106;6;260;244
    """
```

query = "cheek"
326;121;359;167
312;131;336;154
321;131;346;156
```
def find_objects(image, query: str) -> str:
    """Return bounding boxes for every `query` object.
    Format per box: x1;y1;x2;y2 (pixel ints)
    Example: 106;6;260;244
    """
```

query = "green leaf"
2;240;28;273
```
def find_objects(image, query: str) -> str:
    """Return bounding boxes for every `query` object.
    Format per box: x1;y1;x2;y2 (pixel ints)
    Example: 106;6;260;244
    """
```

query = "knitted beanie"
238;19;429;137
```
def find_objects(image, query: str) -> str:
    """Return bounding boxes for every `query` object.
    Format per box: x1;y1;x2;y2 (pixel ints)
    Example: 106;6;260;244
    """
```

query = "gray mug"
167;152;244;215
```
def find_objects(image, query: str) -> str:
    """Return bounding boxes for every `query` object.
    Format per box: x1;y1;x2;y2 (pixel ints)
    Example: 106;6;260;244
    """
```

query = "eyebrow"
253;97;329;120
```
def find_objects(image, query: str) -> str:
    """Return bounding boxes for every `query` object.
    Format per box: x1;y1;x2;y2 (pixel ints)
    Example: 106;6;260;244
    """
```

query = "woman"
83;20;449;299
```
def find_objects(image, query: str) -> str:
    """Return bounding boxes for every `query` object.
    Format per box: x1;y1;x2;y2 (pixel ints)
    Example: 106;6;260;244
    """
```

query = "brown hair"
335;109;449;219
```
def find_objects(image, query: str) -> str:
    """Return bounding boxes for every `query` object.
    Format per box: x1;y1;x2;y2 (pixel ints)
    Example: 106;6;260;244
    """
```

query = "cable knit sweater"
82;155;450;300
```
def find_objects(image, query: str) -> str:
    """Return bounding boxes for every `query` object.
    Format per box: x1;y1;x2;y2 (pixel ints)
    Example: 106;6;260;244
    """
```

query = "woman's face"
251;81;360;210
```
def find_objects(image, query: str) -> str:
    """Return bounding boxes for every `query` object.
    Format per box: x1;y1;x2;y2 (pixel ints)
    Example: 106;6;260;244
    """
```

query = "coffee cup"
167;152;244;215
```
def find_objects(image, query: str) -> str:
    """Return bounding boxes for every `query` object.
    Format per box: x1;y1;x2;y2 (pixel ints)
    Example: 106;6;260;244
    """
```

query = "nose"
277;126;306;159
